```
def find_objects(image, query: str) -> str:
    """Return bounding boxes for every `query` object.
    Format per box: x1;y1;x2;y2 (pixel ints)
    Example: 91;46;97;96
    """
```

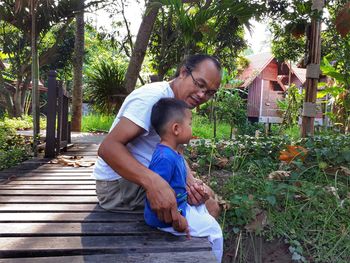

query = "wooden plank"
0;196;97;203
0;195;98;203
4;177;93;180
0;170;93;175
0;251;216;263
7;180;95;185
0;185;96;190
0;167;94;173
0;236;211;258
0;222;158;236
0;212;143;223
0;189;96;195
0;204;104;212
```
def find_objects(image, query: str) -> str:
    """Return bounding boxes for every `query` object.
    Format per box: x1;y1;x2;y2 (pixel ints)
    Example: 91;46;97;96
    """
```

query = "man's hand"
145;176;178;224
172;213;190;239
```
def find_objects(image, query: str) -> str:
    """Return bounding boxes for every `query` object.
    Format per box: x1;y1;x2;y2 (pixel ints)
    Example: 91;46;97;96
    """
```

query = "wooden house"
237;52;307;124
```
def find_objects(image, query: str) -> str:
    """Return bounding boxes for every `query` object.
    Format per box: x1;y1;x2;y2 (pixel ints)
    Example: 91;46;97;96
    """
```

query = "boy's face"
177;109;193;144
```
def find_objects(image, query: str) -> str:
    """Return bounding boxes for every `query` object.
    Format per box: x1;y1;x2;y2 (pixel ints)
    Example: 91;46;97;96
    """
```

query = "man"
92;54;222;226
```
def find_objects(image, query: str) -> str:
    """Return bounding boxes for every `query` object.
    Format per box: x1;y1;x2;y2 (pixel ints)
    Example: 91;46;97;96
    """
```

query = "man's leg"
95;178;145;212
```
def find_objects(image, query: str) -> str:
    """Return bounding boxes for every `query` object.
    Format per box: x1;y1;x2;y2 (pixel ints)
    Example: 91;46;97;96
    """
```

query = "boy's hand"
187;179;210;205
172;213;190;239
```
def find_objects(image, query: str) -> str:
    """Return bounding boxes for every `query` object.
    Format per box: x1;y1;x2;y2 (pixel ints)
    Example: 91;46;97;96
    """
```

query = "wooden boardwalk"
0;142;216;262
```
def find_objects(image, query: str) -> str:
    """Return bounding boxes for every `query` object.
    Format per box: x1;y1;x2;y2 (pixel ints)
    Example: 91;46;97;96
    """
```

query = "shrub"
85;59;127;115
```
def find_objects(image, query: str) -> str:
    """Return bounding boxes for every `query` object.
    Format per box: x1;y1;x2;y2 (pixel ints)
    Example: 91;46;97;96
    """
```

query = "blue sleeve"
149;158;174;183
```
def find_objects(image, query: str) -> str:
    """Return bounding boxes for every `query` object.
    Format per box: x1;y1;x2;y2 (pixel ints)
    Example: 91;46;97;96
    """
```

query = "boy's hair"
151;98;190;136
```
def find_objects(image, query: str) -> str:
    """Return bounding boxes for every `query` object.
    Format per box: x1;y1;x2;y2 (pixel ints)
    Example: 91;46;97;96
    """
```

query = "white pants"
160;204;223;263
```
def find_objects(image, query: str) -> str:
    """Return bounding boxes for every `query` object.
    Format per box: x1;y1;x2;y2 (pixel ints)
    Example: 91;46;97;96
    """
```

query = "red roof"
238;52;274;88
237;52;306;87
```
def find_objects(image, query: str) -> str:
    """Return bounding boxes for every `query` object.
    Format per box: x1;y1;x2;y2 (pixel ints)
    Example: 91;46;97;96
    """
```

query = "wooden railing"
45;70;71;158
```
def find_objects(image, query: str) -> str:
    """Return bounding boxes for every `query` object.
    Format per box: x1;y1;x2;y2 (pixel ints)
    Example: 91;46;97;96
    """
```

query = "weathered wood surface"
0;143;216;262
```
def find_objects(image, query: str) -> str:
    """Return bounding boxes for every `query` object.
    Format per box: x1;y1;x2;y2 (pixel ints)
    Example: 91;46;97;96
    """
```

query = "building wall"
247;77;262;117
261;80;284;118
261;62;278;80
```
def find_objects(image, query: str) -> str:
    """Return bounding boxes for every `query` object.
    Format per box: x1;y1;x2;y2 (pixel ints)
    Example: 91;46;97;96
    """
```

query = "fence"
44;70;71;158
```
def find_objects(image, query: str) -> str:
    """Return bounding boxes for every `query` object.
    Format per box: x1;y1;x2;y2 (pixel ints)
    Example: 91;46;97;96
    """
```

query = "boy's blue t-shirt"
144;144;188;228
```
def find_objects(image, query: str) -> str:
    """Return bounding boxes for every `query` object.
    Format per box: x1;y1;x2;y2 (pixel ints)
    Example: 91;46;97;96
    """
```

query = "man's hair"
151;98;190;136
174;54;221;77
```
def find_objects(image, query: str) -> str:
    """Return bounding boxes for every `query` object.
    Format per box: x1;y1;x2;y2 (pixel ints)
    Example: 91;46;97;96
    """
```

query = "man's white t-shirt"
92;81;174;181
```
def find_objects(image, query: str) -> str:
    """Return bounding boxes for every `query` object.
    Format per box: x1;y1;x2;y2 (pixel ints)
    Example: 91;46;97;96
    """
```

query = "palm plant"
85;59;127;115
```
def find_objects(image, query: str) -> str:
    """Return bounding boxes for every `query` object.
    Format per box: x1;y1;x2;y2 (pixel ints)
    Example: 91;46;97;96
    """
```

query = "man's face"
177;60;221;109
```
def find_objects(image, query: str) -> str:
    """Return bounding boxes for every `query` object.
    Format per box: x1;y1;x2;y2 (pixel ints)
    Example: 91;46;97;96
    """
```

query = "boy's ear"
172;122;182;136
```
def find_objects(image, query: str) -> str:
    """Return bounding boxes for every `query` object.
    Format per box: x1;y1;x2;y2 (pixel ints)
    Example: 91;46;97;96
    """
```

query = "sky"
87;3;270;55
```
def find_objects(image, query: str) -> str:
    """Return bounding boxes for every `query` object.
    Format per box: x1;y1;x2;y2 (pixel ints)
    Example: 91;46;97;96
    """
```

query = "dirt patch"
224;235;292;263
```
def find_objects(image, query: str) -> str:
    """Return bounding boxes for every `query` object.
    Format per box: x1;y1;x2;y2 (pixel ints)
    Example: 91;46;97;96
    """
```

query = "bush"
3;115;46;130
85;59;127;115
0;123;31;171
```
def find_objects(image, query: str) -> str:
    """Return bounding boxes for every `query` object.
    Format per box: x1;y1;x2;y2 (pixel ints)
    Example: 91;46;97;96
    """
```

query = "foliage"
81;114;115;133
215;88;247;137
277;84;304;131
148;0;265;79
269;0;350;64
85;59;127;115
320;56;350;132
185;133;350;262
0;122;31;171
2;114;46;130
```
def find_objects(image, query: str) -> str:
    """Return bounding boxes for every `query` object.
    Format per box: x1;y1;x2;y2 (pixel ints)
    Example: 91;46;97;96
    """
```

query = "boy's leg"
186;204;223;262
204;184;221;219
160;204;223;262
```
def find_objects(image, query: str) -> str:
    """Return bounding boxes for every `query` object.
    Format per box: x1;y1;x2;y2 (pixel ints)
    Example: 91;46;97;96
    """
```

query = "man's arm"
98;117;179;224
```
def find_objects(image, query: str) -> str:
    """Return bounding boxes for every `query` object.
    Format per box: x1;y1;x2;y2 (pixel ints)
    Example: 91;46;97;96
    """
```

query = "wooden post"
56;80;63;156
301;0;324;137
45;71;57;158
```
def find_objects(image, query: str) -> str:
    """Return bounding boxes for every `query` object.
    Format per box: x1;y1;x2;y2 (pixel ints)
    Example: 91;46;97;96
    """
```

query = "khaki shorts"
95;178;145;212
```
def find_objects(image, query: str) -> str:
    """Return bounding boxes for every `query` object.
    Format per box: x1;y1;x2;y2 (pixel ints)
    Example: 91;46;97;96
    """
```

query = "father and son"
92;54;224;262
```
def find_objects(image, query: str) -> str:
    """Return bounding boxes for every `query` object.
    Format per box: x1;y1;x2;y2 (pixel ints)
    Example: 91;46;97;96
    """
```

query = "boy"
144;98;223;262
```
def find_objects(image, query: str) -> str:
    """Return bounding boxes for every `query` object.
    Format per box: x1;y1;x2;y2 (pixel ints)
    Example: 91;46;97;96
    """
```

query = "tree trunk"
0;73;15;117
14;80;23;117
124;1;160;93
71;0;85;132
31;0;40;156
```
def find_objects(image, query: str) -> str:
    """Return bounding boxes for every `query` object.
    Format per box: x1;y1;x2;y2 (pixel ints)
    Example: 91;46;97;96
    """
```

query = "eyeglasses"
186;69;217;98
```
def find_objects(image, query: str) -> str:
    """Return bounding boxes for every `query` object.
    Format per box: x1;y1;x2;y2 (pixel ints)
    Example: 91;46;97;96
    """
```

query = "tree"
71;0;85;132
147;0;263;80
0;0;103;117
124;0;160;93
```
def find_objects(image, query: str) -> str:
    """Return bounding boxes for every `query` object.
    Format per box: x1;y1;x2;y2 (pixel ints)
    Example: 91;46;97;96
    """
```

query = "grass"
82;114;115;132
192;114;232;139
81;112;233;138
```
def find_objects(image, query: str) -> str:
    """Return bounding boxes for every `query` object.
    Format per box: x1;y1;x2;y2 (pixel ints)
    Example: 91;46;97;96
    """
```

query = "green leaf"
266;195;276;206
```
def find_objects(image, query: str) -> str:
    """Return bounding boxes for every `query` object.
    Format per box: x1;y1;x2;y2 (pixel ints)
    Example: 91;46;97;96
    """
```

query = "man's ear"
178;66;187;79
172;122;182;136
